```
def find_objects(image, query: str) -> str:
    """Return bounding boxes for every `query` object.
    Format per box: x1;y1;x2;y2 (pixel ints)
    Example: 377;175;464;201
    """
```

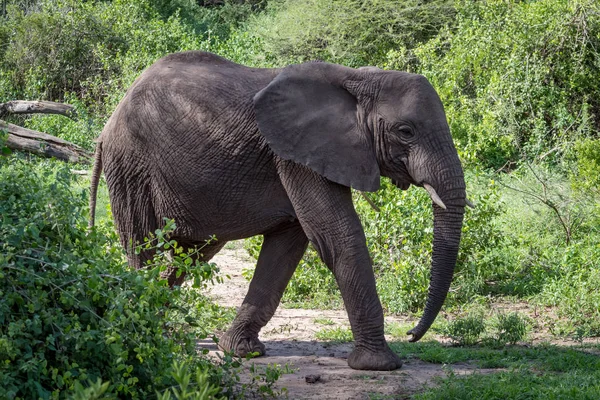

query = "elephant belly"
149;148;297;243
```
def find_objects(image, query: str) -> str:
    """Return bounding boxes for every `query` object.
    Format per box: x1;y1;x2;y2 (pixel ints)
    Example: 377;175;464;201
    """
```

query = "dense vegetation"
1;0;599;397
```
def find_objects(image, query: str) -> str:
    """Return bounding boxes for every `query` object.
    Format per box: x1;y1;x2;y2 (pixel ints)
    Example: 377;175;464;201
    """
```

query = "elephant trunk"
408;174;465;342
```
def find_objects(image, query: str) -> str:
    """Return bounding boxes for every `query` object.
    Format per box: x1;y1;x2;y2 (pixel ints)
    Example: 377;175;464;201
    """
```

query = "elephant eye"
394;124;414;139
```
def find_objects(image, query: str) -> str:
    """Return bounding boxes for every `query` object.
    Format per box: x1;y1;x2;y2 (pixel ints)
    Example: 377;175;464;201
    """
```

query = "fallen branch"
0;100;76;119
1;120;91;164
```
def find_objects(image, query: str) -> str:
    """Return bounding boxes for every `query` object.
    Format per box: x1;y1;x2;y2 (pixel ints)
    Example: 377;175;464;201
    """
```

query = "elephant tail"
88;141;103;229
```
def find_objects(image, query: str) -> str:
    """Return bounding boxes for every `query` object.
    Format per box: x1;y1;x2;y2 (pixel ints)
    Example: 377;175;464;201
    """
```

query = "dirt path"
200;243;490;399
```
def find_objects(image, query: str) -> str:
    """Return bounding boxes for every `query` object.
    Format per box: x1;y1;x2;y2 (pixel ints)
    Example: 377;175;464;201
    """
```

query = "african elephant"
88;51;467;371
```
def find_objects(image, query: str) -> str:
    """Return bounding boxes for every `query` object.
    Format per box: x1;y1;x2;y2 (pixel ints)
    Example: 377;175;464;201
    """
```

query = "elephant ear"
253;62;380;192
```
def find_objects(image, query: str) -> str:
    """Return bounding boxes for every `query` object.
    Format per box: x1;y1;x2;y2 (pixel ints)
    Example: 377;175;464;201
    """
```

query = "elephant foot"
218;330;266;357
347;345;403;371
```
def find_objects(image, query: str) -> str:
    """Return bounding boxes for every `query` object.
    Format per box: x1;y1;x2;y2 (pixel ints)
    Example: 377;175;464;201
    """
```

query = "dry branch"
0;100;76;119
1;120;91;164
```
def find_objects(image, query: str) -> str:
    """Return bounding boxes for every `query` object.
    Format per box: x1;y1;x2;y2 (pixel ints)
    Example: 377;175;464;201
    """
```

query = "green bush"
572;138;600;193
492;312;529;345
0;157;238;398
0;0;128;102
536;243;600;338
247;0;455;67
417;0;600;169
0;0;208;113
443;311;486;346
155;361;223;400
315;326;353;343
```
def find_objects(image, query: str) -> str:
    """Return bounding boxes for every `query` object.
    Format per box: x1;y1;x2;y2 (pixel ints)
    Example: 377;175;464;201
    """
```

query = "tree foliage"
417;0;600;169
247;0;455;67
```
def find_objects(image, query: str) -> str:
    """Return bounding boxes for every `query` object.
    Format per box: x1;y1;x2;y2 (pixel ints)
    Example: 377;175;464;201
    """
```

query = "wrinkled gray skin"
89;51;466;371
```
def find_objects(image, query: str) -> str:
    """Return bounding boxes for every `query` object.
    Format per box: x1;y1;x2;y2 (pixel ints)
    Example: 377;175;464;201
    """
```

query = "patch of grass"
415;369;600;400
224;240;243;250
384;321;415;339
314;318;335;325
435;307;531;347
390;341;600;372
394;340;600;399
315;326;353;343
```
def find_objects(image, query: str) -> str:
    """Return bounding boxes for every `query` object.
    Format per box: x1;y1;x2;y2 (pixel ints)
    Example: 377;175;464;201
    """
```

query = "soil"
199;243;495;399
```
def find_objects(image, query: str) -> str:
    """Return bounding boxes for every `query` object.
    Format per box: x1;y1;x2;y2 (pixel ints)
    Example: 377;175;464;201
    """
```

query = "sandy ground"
198;243;498;399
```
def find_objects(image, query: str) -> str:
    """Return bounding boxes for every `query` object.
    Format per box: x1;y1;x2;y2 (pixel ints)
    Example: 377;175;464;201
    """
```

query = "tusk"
423;183;447;210
465;198;475;209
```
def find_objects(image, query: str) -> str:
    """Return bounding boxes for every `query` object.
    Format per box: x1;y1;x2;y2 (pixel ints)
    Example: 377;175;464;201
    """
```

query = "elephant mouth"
394;178;449;210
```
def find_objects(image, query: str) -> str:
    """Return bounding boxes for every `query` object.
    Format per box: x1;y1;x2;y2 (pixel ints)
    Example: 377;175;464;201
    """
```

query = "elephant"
88;51;467;371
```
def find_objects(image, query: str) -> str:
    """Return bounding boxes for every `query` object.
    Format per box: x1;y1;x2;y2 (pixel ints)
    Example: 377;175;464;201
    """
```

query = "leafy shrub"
0;0;128;102
492;312;529;345
315;327;354;343
443;311;486;346
155;361;223;400
247;0;455;67
0;157;238;398
0;0;208;114
535;243;600;338
572;138;600;193
417;0;600;169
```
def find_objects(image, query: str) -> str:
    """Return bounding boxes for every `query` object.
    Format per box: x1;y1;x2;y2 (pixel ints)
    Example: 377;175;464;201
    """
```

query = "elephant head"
254;62;466;342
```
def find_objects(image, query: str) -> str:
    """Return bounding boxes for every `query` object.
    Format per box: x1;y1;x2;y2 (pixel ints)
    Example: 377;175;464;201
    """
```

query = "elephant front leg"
315;231;403;371
276;161;402;371
219;222;308;357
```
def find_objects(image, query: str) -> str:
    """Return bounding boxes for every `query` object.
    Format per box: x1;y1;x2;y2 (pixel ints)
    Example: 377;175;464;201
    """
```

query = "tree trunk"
1;120;91;164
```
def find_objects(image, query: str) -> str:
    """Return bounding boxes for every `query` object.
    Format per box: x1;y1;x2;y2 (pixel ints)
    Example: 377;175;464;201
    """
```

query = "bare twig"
360;192;381;212
498;158;578;246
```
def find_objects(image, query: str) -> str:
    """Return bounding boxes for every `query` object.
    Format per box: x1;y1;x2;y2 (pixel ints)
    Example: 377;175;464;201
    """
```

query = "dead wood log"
1;120;91;164
0;100;76;119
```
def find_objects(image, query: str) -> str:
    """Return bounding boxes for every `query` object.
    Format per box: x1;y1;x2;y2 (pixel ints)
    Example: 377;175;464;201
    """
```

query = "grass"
314;318;335;325
416;369;600;400
390;340;600;370
388;340;600;399
315;326;354;343
385;321;422;338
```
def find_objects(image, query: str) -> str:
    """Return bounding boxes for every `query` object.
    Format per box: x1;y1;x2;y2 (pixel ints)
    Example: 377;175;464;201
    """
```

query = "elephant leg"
106;178;158;271
276;160;402;371
219;222;308;357
161;240;227;287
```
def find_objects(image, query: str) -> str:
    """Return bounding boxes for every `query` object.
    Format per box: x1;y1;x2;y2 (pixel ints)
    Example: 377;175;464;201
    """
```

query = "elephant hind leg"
219;222;308;357
108;178;160;270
